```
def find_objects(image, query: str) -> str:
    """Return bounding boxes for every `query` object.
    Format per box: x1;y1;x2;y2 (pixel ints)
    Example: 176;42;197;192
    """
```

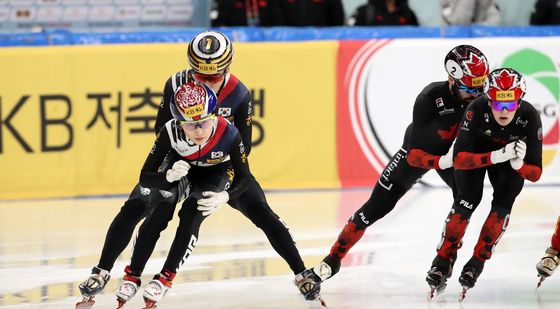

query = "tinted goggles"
179;116;215;130
193;72;224;83
491;100;519;112
457;84;483;95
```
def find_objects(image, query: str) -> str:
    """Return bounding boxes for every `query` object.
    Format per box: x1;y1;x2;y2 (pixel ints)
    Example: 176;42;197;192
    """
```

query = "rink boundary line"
1;183;560;203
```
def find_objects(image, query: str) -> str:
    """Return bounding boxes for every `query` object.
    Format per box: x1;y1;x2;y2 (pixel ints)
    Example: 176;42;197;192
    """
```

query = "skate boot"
294;269;327;308
458;258;484;302
536;247;560;288
142;272;174;308
312;255;341;282
426;256;453;300
115;266;142;308
76;266;111;308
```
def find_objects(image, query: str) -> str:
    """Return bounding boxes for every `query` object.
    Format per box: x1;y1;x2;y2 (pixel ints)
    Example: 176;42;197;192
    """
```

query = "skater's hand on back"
438;140;455;170
166;160;190;183
197;191;229;216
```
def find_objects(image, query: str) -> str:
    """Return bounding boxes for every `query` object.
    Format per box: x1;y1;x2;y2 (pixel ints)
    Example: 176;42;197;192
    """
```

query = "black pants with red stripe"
351;148;457;230
435;162;524;266
330;148;458;260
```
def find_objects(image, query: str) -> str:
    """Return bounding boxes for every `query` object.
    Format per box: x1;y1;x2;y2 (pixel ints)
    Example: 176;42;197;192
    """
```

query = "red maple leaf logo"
495;69;517;89
437;124;459;140
464;53;488;77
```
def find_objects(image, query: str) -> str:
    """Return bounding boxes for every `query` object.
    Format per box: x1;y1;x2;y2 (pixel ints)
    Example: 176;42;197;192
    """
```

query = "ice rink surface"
0;186;559;309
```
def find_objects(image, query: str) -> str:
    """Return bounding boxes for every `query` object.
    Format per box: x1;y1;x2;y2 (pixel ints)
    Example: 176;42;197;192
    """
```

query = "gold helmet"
187;31;234;75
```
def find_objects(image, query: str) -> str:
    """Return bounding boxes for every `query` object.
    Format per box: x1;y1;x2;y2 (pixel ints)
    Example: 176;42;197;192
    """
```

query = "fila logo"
211;151;223;159
359;212;370;225
218;107;232;117
459;199;473;209
435;97;444;107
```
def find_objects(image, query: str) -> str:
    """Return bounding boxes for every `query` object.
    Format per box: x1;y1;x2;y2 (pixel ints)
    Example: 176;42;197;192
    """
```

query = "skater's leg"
552;216;560;251
434;168;485;261
458;165;523;298
141;195;208;306
537;247;560;279
161;197;206;272
97;184;151;271
537;216;560;280
76;266;111;308
317;149;427;281
228;175;306;275
115;266;142;307
128;199;177;273
426;168;484;297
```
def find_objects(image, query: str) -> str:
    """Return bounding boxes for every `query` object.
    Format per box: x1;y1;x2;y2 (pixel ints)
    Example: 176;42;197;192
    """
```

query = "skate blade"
458;287;469;302
116;297;126;309
536;275;546;289
75;296;95;308
315;295;328;308
427;283;447;301
142;300;157;309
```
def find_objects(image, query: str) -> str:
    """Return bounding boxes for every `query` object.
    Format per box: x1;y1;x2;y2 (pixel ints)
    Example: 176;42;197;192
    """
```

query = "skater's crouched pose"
309;45;490;288
425;68;543;301
120;81;252;307
77;30;322;308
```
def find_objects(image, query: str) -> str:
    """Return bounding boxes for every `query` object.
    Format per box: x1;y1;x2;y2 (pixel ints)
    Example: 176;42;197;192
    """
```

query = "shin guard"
329;219;366;260
551;216;560;251
436;209;470;260
473;209;510;260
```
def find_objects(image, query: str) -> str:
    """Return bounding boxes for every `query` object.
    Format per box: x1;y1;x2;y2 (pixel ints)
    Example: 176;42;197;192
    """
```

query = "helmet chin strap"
450;80;474;104
449;80;460;97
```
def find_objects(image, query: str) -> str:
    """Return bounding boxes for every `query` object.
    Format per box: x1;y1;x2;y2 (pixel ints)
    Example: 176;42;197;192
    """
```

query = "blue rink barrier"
1;26;559;47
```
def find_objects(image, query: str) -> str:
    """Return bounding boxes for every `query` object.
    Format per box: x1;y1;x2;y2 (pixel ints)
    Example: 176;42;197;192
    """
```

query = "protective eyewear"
491;100;519;112
457;84;483;95
193;72;224;83
179;116;215;130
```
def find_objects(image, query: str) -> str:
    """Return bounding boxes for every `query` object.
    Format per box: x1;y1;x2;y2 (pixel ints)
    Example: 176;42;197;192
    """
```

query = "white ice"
0;186;558;308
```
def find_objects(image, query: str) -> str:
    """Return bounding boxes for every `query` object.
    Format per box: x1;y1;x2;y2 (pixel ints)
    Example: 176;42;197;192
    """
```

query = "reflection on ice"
0;187;559;308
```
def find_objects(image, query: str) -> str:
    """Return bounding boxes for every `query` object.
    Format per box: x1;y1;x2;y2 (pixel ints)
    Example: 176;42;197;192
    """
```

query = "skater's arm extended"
453;103;494;170
407;93;455;170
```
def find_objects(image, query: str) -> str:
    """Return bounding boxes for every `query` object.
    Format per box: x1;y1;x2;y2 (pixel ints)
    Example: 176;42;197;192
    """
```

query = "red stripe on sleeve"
515;163;542;182
407;148;441;169
454;151;492;170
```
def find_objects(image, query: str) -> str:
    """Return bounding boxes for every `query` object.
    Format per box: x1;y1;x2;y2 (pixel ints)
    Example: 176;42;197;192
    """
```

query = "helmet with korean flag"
170;81;218;123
